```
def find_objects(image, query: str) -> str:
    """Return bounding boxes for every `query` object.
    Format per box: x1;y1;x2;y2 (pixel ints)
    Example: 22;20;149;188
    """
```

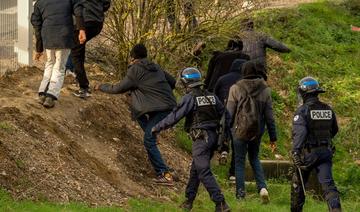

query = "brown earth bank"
0;66;191;207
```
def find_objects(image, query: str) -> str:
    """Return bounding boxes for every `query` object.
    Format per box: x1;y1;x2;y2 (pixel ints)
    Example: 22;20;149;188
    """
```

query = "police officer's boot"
215;201;230;212
180;199;193;211
236;188;246;200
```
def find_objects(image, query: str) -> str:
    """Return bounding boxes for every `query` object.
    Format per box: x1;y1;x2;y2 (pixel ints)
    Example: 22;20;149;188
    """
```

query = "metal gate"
0;0;18;74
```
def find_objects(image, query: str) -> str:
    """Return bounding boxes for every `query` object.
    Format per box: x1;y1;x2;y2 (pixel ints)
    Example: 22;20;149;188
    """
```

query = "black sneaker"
43;97;55;108
37;95;46;105
180;199;193;211
152;172;174;186
73;88;92;99
236;189;246;200
215;201;230;212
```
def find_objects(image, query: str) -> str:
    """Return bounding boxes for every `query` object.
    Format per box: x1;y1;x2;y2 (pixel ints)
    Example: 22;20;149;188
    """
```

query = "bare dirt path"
0;66;191;206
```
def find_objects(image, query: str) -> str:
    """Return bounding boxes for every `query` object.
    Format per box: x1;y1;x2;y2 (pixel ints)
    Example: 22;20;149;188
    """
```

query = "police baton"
297;167;306;196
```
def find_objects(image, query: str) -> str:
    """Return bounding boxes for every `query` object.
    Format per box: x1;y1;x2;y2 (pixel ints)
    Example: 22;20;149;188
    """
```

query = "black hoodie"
99;58;177;118
214;59;247;103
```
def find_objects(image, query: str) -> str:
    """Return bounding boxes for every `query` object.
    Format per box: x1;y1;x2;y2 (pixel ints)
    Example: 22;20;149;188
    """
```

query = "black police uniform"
291;96;341;212
153;87;229;204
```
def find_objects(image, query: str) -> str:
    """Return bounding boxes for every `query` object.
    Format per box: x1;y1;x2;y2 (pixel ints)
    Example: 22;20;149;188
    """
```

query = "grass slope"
255;1;360;193
1;1;359;211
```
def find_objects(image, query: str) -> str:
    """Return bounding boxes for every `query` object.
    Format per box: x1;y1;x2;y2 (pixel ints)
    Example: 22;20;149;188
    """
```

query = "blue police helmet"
298;76;325;94
180;67;203;88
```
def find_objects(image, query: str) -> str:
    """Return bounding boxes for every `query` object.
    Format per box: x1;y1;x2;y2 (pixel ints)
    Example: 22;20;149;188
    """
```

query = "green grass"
0;121;13;131
1;1;360;211
0;190;123;212
252;1;360;191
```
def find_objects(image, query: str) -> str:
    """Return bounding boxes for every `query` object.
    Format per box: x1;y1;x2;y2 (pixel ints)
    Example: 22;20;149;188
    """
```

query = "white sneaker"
259;188;269;204
229;176;236;182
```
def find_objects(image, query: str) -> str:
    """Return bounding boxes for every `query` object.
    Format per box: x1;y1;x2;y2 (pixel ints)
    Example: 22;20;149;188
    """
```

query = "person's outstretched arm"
152;94;194;133
264;36;291;53
99;68;137;94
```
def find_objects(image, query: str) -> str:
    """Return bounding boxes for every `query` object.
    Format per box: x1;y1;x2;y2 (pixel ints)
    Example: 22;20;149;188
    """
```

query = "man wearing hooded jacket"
226;61;277;203
95;44;177;185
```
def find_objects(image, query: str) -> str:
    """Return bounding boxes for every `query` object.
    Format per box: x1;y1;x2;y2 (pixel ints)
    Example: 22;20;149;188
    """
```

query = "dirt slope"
0;66;191;206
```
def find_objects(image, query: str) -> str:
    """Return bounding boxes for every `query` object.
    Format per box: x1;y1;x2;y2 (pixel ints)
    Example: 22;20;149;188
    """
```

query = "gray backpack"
233;84;264;141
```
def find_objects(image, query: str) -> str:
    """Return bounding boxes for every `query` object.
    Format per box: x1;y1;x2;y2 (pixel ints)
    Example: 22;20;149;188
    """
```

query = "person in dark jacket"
291;77;341;212
204;39;250;92
31;0;86;108
214;59;247;181
72;0;111;98
226;61;277;203
95;44;177;185
240;19;291;80
152;67;231;212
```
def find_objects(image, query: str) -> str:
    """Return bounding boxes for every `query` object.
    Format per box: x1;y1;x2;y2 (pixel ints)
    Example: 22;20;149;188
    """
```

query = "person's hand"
78;30;86;44
292;152;302;168
34;52;43;61
270;141;276;153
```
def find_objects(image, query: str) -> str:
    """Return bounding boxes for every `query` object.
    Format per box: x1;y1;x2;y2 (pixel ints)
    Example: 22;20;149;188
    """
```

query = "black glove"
331;145;336;154
292;151;302;168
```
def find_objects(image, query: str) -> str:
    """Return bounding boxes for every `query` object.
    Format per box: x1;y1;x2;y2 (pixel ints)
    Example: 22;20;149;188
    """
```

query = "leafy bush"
102;0;267;77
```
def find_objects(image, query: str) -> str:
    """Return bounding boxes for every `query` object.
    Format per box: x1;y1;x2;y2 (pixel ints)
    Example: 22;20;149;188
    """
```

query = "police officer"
152;67;231;212
291;77;341;212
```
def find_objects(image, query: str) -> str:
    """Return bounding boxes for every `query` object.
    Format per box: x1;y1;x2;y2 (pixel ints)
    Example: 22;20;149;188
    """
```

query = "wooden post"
15;0;33;66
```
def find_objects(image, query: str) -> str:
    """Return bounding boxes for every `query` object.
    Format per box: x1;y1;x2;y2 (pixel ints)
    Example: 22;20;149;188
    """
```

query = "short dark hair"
130;43;147;59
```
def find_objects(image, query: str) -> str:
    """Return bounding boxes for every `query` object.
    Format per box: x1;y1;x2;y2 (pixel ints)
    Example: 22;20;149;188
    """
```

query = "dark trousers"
185;129;225;203
291;148;341;212
137;111;170;176
233;138;267;193
71;21;103;89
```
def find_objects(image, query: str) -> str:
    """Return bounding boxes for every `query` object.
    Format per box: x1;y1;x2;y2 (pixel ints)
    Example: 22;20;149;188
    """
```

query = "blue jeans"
137;111;170;176
65;56;74;71
233;138;267;193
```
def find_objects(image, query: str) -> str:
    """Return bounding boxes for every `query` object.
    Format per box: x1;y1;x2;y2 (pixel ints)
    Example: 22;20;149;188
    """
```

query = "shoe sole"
153;182;175;186
73;93;91;99
261;193;270;204
43;104;54;108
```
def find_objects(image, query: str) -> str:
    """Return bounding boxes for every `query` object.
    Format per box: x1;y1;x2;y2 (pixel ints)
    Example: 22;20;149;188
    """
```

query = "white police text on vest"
196;96;216;107
310;110;332;120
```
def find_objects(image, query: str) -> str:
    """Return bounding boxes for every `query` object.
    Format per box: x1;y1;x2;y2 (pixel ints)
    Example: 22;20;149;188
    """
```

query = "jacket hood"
241;60;265;79
237;78;268;97
131;58;160;72
229;59;247;73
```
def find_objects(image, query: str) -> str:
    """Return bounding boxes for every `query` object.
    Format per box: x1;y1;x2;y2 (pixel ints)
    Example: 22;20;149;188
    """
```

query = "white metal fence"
0;0;18;74
0;0;32;75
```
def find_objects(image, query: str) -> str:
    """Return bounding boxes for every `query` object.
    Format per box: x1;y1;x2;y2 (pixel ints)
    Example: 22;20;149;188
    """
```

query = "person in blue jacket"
152;67;231;212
